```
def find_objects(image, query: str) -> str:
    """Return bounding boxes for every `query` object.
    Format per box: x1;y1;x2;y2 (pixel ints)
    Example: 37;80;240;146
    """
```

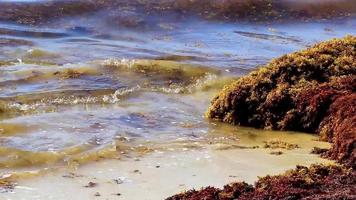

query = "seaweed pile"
167;165;356;200
168;36;356;199
207;35;356;168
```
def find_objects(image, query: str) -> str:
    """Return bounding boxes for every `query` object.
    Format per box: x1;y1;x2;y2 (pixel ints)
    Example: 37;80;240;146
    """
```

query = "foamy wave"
102;85;142;103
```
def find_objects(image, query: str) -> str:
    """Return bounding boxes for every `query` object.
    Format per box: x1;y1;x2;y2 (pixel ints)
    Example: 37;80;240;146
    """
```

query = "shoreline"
1;134;330;200
0;2;354;199
169;36;355;199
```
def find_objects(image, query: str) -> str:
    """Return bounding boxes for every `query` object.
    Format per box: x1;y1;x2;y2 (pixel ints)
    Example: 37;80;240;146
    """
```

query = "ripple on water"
0;92;211;180
0;0;354;188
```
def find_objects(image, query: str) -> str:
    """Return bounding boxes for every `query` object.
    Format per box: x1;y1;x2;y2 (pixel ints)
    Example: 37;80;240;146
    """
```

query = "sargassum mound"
167;36;356;200
167;164;356;200
207;35;356;168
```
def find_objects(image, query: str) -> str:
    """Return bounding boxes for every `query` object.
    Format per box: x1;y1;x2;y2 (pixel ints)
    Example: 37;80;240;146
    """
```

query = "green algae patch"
0;101;5;113
24;49;59;59
104;59;220;80
0;101;13;116
0;60;13;67
54;67;100;80
21;49;61;66
167;164;356;200
0;123;36;136
263;139;299;150
103;59;225;93
197;77;238;92
264;139;299;155
0;147;65;168
0;61;9;67
206;35;356;168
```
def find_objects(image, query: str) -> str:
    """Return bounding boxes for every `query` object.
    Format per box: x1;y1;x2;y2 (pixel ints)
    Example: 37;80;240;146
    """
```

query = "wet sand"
1;131;331;200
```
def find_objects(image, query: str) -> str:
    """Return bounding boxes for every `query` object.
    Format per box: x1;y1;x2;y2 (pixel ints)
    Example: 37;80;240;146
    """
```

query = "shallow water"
0;0;355;197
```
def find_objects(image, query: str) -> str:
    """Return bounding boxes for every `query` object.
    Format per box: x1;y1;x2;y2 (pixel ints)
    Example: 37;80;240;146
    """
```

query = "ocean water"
0;0;355;185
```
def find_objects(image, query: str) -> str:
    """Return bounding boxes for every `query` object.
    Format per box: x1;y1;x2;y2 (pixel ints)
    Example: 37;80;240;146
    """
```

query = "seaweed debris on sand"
167;164;356;200
167;36;356;199
207;35;355;168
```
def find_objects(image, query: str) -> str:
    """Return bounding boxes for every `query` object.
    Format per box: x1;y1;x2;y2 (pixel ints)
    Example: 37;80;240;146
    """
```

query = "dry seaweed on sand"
167;164;356;200
318;93;356;169
269;151;283;155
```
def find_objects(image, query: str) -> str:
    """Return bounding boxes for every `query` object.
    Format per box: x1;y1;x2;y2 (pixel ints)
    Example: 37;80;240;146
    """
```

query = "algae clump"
207;35;355;129
206;35;356;168
0;101;6;113
168;164;356;200
0;60;11;67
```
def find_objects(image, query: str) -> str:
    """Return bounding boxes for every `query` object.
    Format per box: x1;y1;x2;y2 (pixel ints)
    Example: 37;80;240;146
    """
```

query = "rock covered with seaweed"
207;35;356;167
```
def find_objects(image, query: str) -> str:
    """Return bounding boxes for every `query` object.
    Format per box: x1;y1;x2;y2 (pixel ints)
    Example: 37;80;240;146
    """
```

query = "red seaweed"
167;165;356;200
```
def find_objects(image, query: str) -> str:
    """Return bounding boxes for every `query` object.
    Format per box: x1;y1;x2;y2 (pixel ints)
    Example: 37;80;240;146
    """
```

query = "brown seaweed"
207;35;356;167
169;36;356;200
167;165;356;200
